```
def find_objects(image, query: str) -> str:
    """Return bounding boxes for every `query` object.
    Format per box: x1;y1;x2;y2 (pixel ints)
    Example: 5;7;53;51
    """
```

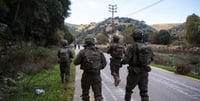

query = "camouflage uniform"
122;29;154;101
107;35;125;86
74;35;107;101
57;40;74;90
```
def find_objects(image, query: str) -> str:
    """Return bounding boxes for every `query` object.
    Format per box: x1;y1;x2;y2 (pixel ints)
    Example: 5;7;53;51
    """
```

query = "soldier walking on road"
57;40;74;90
74;35;107;101
107;35;125;86
121;29;154;101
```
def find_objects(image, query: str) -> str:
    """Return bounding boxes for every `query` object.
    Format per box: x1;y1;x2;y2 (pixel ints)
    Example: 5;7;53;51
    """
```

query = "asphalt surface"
73;48;200;101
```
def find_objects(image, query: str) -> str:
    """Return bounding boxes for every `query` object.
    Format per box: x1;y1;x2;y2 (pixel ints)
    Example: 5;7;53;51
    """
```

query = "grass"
151;63;200;80
2;63;75;101
151;63;176;72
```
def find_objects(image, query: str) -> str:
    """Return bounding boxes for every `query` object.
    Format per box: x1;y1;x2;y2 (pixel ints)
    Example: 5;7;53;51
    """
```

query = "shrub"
26;47;57;73
3;47;33;74
0;47;57;76
32;47;51;60
152;53;175;66
0;58;12;76
188;56;200;65
175;63;191;75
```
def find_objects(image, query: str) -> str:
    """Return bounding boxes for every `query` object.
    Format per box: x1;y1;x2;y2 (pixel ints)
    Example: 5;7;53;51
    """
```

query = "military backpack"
59;48;70;62
132;43;152;66
112;43;124;59
83;48;102;72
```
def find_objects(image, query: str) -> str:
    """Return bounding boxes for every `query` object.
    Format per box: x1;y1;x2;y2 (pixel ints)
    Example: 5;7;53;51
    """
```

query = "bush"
152;53;174;66
32;47;51;60
0;47;57;76
188;56;200;65
175;63;191;75
0;59;12;76
149;30;171;45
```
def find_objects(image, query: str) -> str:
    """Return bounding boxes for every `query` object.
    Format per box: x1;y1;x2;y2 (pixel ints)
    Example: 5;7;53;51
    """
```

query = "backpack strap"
132;43;140;66
136;43;141;64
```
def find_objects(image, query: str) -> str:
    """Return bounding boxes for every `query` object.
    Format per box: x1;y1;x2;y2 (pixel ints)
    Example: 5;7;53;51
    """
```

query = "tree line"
0;0;72;76
0;0;73;48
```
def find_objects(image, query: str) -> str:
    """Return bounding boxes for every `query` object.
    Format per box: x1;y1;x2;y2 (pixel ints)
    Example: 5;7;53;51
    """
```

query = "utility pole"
108;4;117;34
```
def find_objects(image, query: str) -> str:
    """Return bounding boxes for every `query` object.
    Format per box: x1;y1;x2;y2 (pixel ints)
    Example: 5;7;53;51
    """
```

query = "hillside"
66;17;157;41
151;23;183;31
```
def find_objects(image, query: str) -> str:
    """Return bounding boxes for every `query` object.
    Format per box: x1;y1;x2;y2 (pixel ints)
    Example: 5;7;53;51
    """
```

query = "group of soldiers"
57;29;154;101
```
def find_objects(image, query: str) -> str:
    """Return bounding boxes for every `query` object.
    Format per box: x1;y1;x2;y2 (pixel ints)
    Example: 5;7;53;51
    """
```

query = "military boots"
124;92;132;101
114;76;121;86
82;96;89;101
141;97;149;101
61;75;64;83
95;96;103;101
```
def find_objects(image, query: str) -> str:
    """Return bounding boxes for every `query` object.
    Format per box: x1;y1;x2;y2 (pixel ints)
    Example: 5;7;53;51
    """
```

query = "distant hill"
66;17;157;42
151;23;183;31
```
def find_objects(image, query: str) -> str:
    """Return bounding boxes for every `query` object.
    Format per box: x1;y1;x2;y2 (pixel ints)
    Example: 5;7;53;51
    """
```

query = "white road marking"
151;73;200;100
102;72;135;101
102;93;108;101
102;81;118;101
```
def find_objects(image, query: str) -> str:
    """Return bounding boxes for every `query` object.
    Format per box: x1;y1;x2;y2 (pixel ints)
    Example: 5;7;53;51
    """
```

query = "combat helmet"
84;35;95;45
131;29;144;41
62;39;68;46
112;35;120;42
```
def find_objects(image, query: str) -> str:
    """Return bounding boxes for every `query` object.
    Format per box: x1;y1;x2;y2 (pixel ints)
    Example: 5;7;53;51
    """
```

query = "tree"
0;0;72;47
148;32;158;44
63;25;74;44
159;30;171;45
150;30;171;45
122;25;136;43
96;33;108;44
185;13;200;45
0;0;9;22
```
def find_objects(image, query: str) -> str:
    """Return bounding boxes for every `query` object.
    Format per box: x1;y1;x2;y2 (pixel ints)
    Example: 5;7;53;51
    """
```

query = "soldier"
74;35;107;101
57;40;74;90
107;35;125;86
122;29;154;101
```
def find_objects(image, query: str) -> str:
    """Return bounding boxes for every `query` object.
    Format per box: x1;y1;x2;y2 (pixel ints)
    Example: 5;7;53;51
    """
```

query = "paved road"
73;48;200;101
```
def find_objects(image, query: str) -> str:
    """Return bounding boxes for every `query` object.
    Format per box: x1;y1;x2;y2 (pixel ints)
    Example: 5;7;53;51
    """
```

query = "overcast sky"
65;0;200;25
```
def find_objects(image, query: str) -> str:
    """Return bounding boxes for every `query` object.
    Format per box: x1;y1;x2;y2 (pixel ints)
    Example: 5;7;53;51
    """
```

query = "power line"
109;4;117;24
126;0;164;16
109;4;117;18
108;4;117;34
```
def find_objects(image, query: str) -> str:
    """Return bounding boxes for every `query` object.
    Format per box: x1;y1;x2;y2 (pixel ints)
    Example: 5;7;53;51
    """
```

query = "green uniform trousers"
81;71;103;101
60;61;70;83
125;70;149;101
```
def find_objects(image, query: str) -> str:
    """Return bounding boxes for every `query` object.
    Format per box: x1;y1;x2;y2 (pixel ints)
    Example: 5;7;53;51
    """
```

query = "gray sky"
65;0;200;25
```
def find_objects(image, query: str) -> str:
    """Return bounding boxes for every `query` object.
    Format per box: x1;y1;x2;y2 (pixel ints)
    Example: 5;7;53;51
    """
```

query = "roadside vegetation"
151;64;200;80
1;64;75;101
0;0;73;100
151;51;200;80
